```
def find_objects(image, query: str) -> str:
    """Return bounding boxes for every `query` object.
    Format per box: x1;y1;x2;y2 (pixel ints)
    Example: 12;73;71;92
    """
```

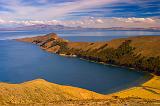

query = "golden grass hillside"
107;36;160;57
18;34;160;57
0;76;160;105
0;79;108;105
111;75;160;100
67;36;160;57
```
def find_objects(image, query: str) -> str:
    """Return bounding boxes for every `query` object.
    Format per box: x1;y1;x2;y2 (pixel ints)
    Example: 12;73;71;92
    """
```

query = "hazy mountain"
0;24;84;31
0;24;159;31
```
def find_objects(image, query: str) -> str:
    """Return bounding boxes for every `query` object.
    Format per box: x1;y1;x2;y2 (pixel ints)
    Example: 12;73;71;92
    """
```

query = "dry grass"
106;36;160;57
17;34;160;57
0;79;108;105
67;36;160;57
111;76;160;100
0;79;107;104
0;77;160;105
69;36;160;57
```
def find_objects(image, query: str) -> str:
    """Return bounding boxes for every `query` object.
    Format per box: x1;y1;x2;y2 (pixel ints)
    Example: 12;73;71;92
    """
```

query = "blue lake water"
0;29;160;41
0;30;159;94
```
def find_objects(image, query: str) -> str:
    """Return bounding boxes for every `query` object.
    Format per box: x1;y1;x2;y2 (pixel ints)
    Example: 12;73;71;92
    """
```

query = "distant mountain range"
0;24;83;31
0;24;159;31
102;27;160;31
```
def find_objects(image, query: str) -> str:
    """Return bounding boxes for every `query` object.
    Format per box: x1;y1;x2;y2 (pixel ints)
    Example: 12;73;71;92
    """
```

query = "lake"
0;30;158;94
0;29;160;41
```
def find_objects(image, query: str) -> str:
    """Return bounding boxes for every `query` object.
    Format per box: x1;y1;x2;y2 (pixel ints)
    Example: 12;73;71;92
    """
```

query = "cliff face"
17;33;160;75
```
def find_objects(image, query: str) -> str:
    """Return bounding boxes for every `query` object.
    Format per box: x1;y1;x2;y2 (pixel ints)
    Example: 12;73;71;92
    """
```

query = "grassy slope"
67;36;160;57
111;75;160;100
0;77;160;105
0;79;108;105
19;34;160;57
107;36;160;57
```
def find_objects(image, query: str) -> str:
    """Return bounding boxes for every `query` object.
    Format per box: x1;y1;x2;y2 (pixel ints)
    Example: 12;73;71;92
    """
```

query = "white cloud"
123;18;155;23
0;0;118;20
96;19;104;23
0;17;159;28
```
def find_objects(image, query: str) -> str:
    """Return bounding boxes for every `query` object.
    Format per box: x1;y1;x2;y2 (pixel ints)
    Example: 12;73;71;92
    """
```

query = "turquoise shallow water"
0;30;158;94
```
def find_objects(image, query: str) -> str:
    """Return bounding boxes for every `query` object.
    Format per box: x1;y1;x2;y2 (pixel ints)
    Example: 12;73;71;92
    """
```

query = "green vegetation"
51;40;69;54
53;40;160;75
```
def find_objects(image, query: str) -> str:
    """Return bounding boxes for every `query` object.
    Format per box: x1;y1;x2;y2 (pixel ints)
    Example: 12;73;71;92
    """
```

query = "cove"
0;40;150;94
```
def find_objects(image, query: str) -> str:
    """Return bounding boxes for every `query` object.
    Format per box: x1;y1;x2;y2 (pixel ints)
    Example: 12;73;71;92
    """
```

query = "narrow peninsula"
17;33;160;75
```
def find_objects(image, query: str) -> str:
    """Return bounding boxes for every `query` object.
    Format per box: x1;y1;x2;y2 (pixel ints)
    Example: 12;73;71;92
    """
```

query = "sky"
0;0;160;28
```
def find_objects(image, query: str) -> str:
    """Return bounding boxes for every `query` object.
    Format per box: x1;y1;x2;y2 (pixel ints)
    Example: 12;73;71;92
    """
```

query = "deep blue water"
0;30;159;94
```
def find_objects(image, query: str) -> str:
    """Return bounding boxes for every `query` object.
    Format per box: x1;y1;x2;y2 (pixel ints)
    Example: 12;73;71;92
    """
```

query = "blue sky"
0;0;159;28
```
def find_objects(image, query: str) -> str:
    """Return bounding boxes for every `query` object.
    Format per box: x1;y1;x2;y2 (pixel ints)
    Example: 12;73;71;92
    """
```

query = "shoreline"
0;45;152;95
4;33;160;103
14;34;160;91
6;39;153;89
45;49;153;94
55;52;152;76
13;40;157;96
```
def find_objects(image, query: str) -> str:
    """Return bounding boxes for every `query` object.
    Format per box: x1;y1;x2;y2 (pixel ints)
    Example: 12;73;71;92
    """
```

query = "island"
0;33;159;105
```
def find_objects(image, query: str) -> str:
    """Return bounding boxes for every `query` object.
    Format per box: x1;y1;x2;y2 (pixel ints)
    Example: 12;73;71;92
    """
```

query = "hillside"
18;33;160;57
0;79;107;105
0;78;160;105
18;33;160;75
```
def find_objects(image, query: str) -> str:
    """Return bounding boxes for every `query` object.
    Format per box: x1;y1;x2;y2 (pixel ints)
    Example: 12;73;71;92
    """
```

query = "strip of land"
17;33;160;75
